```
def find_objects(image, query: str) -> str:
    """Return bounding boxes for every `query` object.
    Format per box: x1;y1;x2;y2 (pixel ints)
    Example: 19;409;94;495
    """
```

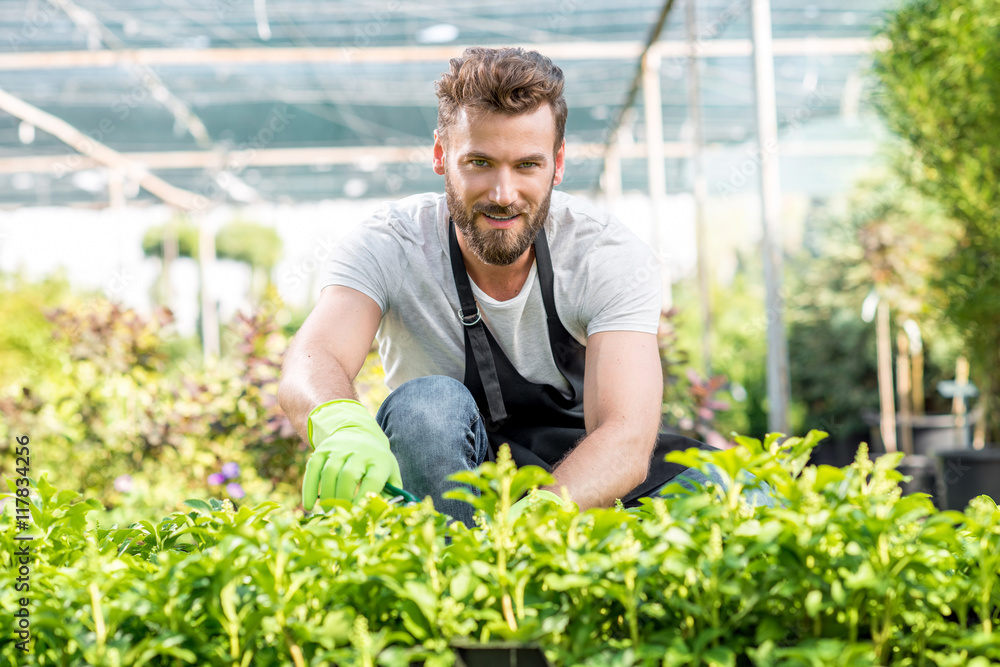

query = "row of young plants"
2;430;998;666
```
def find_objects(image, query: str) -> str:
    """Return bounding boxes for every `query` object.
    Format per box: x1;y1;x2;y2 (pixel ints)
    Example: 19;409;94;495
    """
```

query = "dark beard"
445;173;553;266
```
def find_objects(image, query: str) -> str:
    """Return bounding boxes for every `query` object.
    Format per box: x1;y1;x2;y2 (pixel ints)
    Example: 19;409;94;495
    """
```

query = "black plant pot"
808;431;867;468
863;412;977;457
934;448;1000;511
896;454;939;507
451;645;552;667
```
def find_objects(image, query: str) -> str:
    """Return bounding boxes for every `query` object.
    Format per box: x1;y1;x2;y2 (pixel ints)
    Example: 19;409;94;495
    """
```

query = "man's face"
433;104;565;266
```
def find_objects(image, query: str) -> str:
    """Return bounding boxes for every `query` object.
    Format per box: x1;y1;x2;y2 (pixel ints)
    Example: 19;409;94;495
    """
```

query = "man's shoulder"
548;190;614;228
547;190;645;252
344;192;447;252
379;191;446;223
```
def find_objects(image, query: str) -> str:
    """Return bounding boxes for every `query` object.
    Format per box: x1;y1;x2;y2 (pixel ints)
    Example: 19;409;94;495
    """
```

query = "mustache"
474;204;526;218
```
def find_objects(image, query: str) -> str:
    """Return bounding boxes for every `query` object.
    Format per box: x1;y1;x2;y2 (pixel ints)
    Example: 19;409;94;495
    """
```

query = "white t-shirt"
320;190;662;394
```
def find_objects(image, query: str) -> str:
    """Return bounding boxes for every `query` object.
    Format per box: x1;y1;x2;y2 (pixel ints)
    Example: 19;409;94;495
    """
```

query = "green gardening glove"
508;489;568;521
302;399;403;510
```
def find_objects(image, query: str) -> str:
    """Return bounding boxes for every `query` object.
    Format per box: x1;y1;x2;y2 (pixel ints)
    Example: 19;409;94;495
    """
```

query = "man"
278;46;732;527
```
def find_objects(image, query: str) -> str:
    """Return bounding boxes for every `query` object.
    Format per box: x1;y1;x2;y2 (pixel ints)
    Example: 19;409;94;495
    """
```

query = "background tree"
214;220;283;302
141;215;199;307
786;173;958;454
875;0;1000;441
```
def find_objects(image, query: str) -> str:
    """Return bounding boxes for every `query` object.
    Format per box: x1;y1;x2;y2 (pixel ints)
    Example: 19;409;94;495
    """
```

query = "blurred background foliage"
0;272;75;389
142;215;285;308
0;275;386;527
875;0;1000;441
141;218;200;260
671;164;961;451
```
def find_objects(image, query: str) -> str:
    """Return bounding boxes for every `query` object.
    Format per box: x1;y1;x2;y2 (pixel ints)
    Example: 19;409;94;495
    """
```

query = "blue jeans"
376;375;773;527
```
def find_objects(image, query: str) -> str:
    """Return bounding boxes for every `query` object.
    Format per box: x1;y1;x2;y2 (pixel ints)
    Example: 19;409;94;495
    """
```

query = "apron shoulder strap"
448;219;508;423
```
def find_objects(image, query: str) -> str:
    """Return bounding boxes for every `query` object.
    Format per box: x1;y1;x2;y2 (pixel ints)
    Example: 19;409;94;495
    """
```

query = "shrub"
0;279;399;528
0;295;302;522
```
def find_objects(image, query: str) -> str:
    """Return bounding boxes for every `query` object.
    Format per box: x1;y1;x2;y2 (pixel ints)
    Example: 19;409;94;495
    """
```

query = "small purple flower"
221;462;241;480
226;482;245;499
114;475;133;493
208;473;225;486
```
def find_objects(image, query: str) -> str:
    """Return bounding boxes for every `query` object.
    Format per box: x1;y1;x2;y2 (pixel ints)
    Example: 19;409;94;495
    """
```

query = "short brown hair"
435;47;568;151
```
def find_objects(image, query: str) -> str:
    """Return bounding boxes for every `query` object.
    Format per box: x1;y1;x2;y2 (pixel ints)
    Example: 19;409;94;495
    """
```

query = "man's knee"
377;375;481;440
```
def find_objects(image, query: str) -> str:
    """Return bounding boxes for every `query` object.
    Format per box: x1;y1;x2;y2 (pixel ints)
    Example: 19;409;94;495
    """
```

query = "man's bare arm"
545;331;663;510
277;285;383;441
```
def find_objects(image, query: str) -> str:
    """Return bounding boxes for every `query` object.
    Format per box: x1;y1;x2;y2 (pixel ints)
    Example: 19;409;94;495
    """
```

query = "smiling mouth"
481;212;519;221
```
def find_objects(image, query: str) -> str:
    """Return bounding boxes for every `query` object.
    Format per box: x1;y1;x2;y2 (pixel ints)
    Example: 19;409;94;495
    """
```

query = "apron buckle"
457;307;482;326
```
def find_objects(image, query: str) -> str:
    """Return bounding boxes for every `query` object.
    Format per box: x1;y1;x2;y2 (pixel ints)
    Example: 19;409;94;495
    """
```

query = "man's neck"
454;227;536;302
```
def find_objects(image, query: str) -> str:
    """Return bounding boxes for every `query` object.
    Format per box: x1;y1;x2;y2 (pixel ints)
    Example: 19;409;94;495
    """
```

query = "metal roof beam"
0;140;878;175
0;37;885;70
0;86;201;208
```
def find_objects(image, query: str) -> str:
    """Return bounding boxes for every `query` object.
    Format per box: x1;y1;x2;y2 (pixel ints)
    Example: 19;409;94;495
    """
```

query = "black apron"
448;219;714;507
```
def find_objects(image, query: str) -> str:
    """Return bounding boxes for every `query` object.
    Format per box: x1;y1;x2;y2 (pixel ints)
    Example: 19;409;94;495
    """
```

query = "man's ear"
432;129;446;176
552;138;566;187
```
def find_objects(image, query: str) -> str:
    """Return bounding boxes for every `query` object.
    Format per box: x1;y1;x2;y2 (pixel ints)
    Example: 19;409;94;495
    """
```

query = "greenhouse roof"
0;0;897;208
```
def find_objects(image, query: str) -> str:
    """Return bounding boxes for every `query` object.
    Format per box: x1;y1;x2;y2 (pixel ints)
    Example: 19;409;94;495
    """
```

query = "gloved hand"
302;399;402;510
508;489;567;521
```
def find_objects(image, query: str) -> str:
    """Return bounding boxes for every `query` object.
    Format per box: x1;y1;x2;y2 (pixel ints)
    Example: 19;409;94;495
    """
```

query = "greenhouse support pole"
162;219;178;308
602;133;622;209
686;0;712;375
911;344;925;416
642;50;672;309
896;331;913;455
953;357;971;449
196;215;220;362
876;302;897;453
750;0;790;434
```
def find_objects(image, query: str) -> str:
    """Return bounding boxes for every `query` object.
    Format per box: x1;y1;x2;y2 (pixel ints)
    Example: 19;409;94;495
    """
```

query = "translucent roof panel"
0;0;898;207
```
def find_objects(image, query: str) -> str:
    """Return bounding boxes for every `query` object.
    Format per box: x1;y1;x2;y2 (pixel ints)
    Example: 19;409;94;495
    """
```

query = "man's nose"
488;168;517;208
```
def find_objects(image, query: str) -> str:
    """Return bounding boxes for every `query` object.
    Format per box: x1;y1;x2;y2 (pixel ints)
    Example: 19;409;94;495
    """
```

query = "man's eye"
519;162;537;168
471;159;489;167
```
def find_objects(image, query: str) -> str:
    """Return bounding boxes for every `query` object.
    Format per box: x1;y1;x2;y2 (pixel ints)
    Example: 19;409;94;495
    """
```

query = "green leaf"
542;573;593;591
755;616;787;644
509;465;556;502
830;580;846;606
804;589;824;617
664;449;708;470
449;570;476;600
703;646;736;667
183;499;213;514
222;580;240;617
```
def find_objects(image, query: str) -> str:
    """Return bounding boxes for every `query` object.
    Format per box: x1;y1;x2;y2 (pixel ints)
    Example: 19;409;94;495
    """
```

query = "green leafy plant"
3;433;998;666
0;278;421;528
